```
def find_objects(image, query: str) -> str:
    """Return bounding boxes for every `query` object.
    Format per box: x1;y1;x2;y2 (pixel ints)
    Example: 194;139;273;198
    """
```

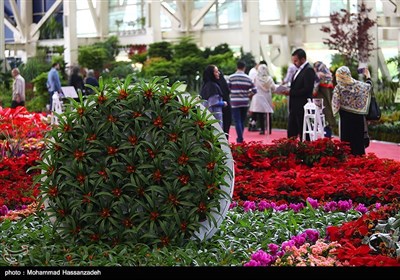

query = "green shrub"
368;121;400;143
26;93;48;112
33;76;233;246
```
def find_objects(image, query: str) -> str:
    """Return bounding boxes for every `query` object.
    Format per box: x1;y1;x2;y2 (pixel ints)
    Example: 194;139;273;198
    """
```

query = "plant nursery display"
0;79;399;268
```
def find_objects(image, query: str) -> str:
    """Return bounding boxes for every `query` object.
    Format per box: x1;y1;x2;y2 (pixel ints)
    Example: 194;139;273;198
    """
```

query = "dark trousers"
287;110;305;141
222;105;232;140
315;86;336;128
11;100;25;109
339;110;366;156
253;112;272;134
49;91;55;111
232;107;248;143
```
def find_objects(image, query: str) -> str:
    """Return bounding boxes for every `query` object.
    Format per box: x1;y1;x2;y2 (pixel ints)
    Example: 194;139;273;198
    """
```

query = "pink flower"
0;205;9;216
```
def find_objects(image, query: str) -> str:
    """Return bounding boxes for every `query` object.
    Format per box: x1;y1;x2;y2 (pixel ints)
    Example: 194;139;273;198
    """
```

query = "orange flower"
118;89;128;99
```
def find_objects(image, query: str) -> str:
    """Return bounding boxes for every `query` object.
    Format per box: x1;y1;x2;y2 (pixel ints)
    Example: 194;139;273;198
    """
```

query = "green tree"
142;58;177;81
93;35;120;62
387;55;400;82
78;46;108;72
239;48;256;74
172;36;202;60
148;41;173;60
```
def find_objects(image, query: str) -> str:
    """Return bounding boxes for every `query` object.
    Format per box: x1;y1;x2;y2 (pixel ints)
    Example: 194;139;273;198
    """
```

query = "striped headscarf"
314;61;333;87
332;66;371;115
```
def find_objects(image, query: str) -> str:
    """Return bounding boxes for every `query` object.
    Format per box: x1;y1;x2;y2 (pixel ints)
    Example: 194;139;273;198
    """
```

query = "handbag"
366;89;381;121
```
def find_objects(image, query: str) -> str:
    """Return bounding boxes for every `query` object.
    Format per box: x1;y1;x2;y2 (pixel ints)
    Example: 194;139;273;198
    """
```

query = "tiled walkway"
228;127;400;162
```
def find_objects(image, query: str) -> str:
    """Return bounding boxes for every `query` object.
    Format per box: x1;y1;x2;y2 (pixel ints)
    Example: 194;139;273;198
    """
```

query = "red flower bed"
0;150;41;208
0;107;49;208
0;107;50;139
231;140;400;205
232;139;400;266
327;203;400;266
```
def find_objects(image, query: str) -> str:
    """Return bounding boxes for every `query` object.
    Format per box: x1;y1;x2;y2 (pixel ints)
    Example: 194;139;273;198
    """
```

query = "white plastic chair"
302;98;326;141
51;92;63;125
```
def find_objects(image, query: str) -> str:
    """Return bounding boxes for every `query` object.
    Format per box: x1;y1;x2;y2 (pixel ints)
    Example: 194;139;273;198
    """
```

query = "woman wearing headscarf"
332;66;372;156
200;65;227;128
248;64;276;135
313;61;336;137
217;69;232;139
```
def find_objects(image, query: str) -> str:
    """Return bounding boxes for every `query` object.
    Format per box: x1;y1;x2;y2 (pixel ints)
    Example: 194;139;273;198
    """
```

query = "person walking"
47;62;63;110
284;48;316;141
69;66;84;94
84;69;99;95
249;64;276;135
11;68;25;109
228;61;257;143
200;65;227;128
313;61;336;137
332;66;372;156
218;69;232;139
248;60;268;131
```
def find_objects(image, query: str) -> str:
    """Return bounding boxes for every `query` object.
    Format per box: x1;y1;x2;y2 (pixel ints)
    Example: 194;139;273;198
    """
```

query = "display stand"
302;98;326;141
51;92;63;125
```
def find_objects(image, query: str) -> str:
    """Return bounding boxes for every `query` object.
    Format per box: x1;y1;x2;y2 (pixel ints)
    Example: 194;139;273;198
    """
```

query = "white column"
280;0;298;62
63;0;78;67
242;0;260;60
147;1;162;42
21;0;36;59
363;0;379;81
97;0;109;40
398;29;400;56
0;1;5;71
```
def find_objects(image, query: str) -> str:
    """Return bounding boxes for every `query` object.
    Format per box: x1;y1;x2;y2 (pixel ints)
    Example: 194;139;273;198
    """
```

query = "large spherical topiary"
35;76;234;246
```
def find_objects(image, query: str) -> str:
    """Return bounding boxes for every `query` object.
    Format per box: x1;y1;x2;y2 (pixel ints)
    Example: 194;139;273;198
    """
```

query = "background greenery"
0;36;398;142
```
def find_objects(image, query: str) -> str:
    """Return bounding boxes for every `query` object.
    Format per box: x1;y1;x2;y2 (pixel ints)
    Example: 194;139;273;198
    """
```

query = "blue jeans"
232;107;248;143
48;91;55;111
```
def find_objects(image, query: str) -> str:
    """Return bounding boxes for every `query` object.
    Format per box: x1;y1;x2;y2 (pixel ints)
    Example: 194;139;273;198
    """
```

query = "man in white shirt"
11;68;25;108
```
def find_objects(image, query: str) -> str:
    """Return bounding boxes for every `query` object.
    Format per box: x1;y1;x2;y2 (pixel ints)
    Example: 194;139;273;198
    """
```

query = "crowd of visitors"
198;47;372;156
6;49;374;156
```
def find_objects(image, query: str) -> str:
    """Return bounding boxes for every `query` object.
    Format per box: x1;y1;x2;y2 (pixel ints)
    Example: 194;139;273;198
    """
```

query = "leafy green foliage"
78;46;108;72
238;49;256;74
148;41;173;60
20;57;49;83
39;15;63;40
387;55;400;82
142;58;177;82
172;37;202;59
31;72;50;94
101;62;137;80
32;76;232;246
0;205;361;266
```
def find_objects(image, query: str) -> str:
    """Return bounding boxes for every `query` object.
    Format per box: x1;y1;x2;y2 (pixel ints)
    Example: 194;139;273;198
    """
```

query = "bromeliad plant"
32;75;233;246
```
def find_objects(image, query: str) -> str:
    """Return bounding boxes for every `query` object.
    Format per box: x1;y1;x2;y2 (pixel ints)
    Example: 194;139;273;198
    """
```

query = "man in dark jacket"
286;48;316;141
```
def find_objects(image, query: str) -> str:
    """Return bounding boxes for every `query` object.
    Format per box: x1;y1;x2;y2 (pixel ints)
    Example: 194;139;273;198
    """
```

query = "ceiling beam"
9;0;25;41
30;0;63;39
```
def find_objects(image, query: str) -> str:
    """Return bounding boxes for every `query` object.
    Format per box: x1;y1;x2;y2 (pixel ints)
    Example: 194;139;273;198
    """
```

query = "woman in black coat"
332;66;372;156
218;69;232;139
